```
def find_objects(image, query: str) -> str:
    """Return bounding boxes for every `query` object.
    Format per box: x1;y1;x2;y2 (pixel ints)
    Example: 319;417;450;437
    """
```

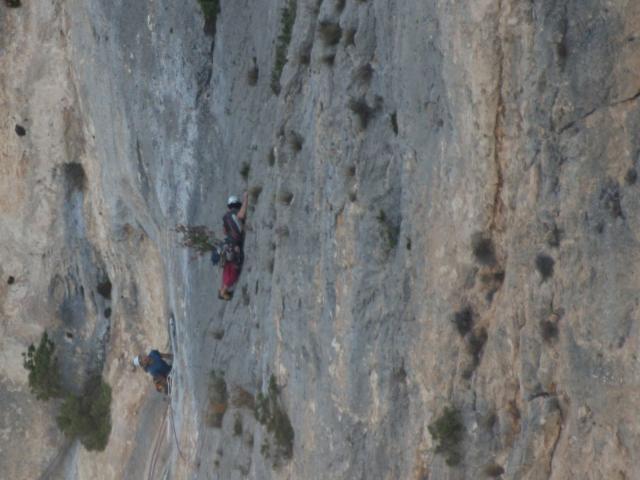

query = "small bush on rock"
255;375;294;464
57;376;112;451
197;0;220;36
22;331;63;401
428;406;464;466
271;0;297;94
175;224;218;255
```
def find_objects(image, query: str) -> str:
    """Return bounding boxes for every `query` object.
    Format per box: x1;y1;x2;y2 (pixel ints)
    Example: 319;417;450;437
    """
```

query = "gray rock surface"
1;0;639;478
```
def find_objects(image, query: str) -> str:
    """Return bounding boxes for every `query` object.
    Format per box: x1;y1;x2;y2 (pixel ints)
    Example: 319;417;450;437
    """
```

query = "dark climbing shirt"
223;211;244;245
144;350;172;378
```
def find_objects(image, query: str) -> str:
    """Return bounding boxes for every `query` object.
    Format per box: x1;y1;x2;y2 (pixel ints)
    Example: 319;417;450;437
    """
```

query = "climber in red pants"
218;192;248;301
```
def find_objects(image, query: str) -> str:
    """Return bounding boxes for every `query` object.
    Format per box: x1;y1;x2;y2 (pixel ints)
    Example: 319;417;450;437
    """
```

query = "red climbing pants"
222;262;241;290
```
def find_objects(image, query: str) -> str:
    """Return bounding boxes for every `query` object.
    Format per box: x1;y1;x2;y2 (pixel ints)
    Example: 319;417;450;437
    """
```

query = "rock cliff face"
1;0;639;478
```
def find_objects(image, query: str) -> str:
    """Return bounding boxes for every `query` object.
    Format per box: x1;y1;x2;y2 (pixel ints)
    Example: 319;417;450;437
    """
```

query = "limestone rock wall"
1;0;639;479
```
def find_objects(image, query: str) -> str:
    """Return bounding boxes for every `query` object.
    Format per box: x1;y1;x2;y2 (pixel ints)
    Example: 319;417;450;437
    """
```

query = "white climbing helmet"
133;356;141;368
227;195;241;207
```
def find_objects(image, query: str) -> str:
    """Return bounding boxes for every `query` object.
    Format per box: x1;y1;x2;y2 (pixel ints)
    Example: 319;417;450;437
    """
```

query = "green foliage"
22;331;62;401
255;375;294;464
197;0;220;36
57;376;112;451
428;406;464;466
271;0;297;94
175;224;218;255
5;0;22;8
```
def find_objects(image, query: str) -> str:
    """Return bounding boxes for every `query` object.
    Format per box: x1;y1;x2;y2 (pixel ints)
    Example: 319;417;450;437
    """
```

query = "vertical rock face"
1;0;639;479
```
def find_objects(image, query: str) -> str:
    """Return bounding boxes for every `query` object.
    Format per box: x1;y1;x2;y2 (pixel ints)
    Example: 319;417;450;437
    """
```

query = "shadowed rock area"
1;0;640;478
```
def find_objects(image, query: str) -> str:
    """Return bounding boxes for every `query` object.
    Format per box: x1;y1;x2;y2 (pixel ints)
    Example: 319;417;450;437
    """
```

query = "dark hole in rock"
471;233;496;265
390;112;399;135
7;276;15;285
62;162;87;191
97;279;112;299
540;320;559;342
625;168;637;185
66;331;74;339
452;307;473;336
104;308;112;318
15;124;26;136
535;253;555;281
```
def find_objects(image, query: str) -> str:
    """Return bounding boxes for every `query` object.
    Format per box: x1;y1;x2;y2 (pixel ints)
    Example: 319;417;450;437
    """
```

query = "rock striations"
1;0;639;478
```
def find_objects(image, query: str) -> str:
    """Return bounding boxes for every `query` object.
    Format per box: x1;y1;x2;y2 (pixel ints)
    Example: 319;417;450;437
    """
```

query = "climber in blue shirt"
133;350;173;393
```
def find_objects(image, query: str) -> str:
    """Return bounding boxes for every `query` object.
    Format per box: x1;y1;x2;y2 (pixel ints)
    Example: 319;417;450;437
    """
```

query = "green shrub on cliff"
57;376;112;451
271;0;297;94
255;375;294;465
197;0;220;36
428;406;464;466
22;331;63;401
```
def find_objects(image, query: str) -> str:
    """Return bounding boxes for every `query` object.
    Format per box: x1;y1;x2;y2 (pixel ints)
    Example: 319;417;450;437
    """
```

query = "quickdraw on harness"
210;238;243;268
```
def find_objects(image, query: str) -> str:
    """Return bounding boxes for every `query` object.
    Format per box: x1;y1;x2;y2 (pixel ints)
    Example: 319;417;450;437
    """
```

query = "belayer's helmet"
227;195;242;209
